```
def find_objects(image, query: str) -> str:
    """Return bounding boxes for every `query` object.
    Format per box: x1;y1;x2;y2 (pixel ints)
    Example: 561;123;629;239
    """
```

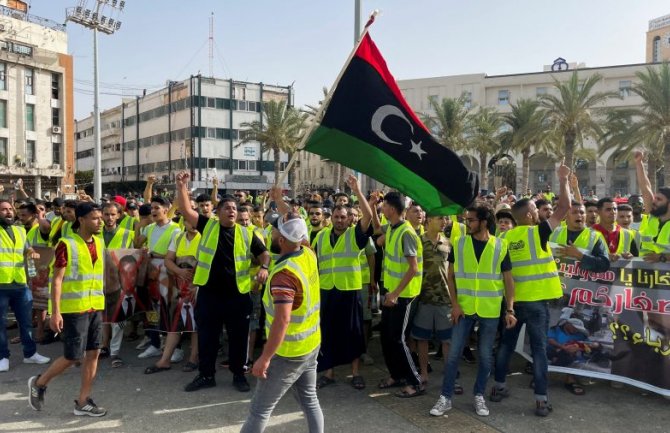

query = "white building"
75;76;292;194
0;0;74;198
397;61;651;197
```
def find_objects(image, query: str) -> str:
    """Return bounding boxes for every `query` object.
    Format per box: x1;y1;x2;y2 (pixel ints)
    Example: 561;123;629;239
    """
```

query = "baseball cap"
277;215;308;243
126;202;138;211
566;318;589;335
75;202;99;219
265;211;280;226
52;197;64;207
113;195;127;209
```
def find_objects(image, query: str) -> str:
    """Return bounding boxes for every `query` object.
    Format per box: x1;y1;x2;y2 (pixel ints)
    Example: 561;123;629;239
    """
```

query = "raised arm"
346;175;372;232
144;174;156;203
634;150;653;215
211;177;219;207
569;173;582;204
270;186;289;216
174;171;199;228
548;161;571;228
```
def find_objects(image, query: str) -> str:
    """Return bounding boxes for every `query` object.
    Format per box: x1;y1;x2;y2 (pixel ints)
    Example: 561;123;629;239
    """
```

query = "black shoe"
184;374;216;392
462;346;476;364
233;374;251;392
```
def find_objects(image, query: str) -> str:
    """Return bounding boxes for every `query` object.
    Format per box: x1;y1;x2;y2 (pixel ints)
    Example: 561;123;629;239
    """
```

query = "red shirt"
591;224;619;254
54;239;99;268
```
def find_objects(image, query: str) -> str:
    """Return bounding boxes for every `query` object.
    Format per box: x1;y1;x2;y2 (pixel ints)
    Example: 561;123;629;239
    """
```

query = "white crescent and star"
370;104;427;160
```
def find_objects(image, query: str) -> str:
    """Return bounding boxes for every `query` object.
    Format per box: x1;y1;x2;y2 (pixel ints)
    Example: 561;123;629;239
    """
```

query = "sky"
28;0;670;119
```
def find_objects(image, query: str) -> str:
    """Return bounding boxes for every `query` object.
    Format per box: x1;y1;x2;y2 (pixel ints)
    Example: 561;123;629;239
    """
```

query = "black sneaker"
535;400;553;417
233;374;251;392
489;386;510;402
28;375;46;411
74;397;107;417
184;374;216;392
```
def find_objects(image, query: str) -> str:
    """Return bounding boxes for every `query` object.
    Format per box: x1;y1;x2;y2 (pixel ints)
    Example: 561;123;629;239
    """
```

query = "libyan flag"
303;33;479;215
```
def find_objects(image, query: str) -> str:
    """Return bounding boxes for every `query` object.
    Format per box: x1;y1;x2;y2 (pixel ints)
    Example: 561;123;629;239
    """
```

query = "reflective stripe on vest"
640;215;670;256
549;226;598;252
193;220;253;292
106;227;134;249
383;221;423;298
453;235;505;318
50;234;105;314
119;214;136;232
262;247;321;357
314;226;362;290
146;222;178;255
0;225;27;284
500;225;561;301
176;232;201;259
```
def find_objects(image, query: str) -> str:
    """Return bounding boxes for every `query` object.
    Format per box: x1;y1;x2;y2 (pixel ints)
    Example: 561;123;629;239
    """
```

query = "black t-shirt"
196;215;267;294
448;236;512;272
537;220;553;251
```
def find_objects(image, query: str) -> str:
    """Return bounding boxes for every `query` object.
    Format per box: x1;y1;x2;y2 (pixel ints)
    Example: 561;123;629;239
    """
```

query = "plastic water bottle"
26;256;37;278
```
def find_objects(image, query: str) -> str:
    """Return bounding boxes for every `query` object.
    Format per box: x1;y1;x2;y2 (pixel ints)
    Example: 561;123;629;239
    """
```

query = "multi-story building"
75;76;292;194
647;13;670;63
0;0;73;198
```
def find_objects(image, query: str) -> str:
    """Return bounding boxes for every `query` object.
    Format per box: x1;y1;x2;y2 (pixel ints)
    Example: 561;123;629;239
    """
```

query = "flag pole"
275;10;379;188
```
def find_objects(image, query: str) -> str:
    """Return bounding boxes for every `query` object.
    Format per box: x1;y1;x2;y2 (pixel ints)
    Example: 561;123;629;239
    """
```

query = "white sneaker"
429;395;452;416
170;348;184;363
138;345;162;359
24;353;51;365
360;353;374;366
474;394;490;416
0;358;8;372
135;336;151;350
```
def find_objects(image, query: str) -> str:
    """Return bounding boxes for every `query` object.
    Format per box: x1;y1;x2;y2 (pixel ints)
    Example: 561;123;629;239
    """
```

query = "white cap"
279;216;308;243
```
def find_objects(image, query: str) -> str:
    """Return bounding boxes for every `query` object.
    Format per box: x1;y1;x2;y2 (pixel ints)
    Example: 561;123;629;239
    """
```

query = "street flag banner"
302;32;478;215
516;252;670;396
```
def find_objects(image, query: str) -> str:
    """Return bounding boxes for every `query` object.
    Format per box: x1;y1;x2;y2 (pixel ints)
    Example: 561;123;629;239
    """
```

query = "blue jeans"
441;314;498;398
494;301;549;400
241;348;323;433
0;286;37;359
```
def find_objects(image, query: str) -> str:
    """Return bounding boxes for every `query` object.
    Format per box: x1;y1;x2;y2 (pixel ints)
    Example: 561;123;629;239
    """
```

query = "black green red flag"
303;33;479;215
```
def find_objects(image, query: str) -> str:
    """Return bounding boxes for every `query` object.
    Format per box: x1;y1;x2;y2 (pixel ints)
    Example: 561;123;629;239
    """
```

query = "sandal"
351;375;366;390
111;356;124;368
316;375;336;389
144;365;171;374
182;361;198;372
394;385;426;398
454;383;464;395
565;382;585;395
378;378;406;389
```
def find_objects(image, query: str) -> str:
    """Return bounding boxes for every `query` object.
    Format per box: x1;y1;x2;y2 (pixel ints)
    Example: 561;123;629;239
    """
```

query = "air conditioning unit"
51;163;60;170
51;126;62;134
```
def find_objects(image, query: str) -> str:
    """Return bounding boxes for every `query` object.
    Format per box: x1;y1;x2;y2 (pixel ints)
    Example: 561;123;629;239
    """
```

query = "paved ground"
1;326;669;433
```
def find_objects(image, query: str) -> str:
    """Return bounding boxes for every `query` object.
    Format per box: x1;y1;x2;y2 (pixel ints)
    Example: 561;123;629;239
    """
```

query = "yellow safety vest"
639;215;670;256
26;223;48;248
499;225;561;302
264;227;281;265
175;231;201;259
549;226;600;252
383;221;423;298
313;226;362;291
50;234;104;314
49;219;73;246
360;238;374;287
193;219;253;293
0;225;27;284
453;235;506;318
590;227;633;255
105;227;135;249
262;247;321;358
118;214;136;232
145;222;179;255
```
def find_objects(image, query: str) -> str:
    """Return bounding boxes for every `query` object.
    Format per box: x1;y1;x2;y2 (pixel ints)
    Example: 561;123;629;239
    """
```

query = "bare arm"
347;175;372;232
174;172;199;228
49;266;66;332
548;162;571;228
144;175;156;203
503;270;514;311
270;186;290;216
211;177;219;207
569;173;582;204
369;193;382;235
252;302;292;379
634;151;653;215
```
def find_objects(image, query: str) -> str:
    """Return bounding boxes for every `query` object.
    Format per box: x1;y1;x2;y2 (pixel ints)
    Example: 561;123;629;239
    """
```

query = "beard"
0;216;13;226
651;202;669;217
270;238;282;255
310;220;320;227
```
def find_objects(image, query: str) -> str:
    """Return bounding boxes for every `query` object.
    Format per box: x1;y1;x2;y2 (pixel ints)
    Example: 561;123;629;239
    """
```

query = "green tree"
467;106;503;189
500;98;549;192
238;99;307;191
540;71;617;168
420;94;471;151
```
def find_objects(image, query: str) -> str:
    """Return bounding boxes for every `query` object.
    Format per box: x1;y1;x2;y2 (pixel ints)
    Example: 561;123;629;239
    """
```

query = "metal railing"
0;5;66;33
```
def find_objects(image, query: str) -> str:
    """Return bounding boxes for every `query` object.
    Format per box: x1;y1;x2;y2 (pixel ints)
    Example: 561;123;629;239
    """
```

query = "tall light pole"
67;0;125;201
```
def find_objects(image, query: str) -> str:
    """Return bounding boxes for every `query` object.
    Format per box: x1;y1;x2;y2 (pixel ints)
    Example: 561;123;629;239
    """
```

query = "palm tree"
420;94;471;151
540;71;617;168
467;106;503;189
628;63;670;185
238;99;307;191
500;98;549;192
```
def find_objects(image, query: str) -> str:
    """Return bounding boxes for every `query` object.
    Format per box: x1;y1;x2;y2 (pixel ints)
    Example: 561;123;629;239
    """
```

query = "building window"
462;91;472;109
0;63;5;91
52;108;60;126
0;100;6;128
25;68;34;95
52;142;61;165
653;36;661;63
51;73;60;99
498;89;509;105
536;87;547;98
26;104;35;131
0;137;6;165
619;80;632;98
26;140;35;163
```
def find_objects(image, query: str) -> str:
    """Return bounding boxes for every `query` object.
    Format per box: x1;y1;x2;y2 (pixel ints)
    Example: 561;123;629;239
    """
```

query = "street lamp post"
66;0;125;202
